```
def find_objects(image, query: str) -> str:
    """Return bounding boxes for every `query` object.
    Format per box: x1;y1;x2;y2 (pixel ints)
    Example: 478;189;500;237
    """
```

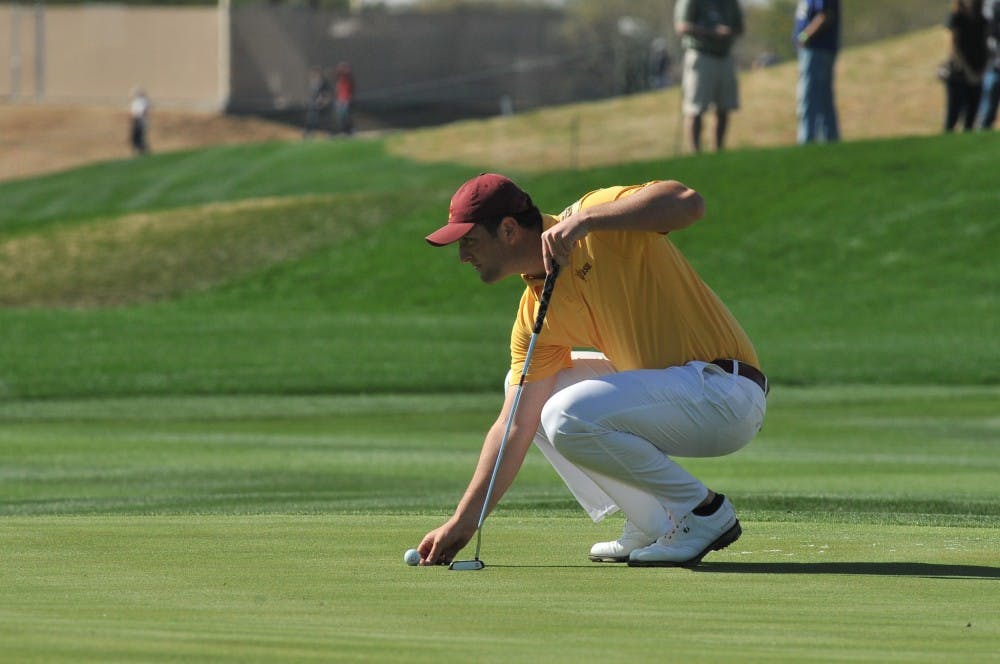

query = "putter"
450;262;561;571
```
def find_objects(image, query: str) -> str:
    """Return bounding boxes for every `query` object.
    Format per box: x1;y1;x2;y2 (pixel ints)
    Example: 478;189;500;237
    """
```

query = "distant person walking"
334;62;355;136
944;0;988;132
129;88;151;155
794;0;841;144
674;0;744;153
977;0;1000;128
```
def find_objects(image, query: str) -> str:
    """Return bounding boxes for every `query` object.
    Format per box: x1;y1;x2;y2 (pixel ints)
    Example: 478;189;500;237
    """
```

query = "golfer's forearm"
578;180;705;235
453;426;532;526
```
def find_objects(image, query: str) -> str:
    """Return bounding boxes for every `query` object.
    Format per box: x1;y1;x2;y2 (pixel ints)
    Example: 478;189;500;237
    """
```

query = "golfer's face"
459;224;507;284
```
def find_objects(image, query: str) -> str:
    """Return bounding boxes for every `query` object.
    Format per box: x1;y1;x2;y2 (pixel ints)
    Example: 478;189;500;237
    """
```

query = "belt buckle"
725;359;768;397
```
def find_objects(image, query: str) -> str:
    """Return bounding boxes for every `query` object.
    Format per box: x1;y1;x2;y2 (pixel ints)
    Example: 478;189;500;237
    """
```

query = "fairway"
1;389;997;662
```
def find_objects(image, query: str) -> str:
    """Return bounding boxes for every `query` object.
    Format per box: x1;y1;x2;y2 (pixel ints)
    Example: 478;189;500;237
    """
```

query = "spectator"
977;0;1000;128
303;66;331;138
944;0;988;132
129;87;151;156
794;0;841;144
334;62;355;136
674;0;744;153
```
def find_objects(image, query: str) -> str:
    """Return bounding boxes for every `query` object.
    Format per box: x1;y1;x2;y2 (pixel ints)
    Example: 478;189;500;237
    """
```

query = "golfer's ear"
499;216;519;243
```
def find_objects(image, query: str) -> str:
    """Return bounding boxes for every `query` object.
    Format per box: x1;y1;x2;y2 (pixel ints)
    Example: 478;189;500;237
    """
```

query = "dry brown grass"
0;104;300;182
387;28;947;171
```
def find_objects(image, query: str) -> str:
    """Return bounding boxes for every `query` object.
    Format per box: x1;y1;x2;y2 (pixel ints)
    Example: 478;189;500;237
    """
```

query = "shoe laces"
657;516;690;544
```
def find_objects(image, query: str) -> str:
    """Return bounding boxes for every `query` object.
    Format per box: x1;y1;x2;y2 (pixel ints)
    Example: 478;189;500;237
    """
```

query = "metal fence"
228;4;637;128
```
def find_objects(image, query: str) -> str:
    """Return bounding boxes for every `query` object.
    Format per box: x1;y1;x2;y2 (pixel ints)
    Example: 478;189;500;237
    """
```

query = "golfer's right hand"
417;519;474;566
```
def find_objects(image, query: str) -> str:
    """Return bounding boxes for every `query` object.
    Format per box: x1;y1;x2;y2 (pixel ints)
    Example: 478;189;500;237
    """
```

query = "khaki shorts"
682;49;740;115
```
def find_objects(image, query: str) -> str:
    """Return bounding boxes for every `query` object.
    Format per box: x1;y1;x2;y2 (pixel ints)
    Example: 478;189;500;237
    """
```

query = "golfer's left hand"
417;519;473;566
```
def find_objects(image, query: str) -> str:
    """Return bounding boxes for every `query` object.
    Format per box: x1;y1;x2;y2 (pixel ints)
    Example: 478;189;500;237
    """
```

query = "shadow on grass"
694;562;1000;579
478;562;999;578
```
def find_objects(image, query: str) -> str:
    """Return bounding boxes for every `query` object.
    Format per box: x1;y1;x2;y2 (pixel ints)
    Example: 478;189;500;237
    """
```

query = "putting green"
1;516;996;662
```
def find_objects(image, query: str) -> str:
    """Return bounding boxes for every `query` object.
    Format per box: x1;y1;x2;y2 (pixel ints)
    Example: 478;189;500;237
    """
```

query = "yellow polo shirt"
509;183;759;385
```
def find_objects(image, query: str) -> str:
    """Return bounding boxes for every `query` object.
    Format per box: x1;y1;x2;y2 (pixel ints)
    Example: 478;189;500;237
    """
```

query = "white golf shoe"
628;496;742;567
589;519;656;563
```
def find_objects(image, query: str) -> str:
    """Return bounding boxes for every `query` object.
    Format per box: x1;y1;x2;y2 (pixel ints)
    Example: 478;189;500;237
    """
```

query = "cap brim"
425;222;476;247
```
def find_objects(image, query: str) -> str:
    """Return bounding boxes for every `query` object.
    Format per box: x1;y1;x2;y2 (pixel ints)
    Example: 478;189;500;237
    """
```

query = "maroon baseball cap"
425;173;534;246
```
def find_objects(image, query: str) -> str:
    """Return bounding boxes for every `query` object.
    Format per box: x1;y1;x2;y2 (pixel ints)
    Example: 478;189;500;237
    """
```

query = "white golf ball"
404;548;420;566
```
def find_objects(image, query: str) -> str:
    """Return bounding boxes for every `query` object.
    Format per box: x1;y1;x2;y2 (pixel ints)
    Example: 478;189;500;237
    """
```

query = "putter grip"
533;262;560;334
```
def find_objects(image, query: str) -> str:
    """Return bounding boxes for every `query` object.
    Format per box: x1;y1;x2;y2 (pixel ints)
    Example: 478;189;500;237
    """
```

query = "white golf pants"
526;351;766;540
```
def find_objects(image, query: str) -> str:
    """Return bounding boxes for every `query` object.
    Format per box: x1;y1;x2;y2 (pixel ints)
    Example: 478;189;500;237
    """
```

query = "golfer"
418;173;767;567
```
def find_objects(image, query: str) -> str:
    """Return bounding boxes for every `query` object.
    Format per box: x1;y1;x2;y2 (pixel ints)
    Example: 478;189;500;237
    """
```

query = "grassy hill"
0;128;996;399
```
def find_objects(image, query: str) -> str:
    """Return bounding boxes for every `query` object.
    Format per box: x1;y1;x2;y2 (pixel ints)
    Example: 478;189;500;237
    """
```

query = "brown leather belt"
711;359;769;396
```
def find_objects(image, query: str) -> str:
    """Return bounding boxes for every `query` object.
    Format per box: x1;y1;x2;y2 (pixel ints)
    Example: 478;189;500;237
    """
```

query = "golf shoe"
589;519;656;562
628;495;741;567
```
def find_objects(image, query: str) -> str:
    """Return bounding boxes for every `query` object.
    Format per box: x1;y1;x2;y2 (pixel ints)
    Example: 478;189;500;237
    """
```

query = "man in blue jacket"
795;0;841;143
979;0;1000;128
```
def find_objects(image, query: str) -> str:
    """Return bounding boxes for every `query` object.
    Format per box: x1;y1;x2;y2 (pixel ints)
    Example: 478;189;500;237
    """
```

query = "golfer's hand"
541;215;587;274
417;520;474;566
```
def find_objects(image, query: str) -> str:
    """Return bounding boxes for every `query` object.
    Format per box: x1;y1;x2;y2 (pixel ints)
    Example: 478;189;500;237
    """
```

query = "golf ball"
404;548;420;566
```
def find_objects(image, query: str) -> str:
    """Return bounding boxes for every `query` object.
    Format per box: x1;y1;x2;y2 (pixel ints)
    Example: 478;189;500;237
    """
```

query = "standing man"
794;0;841;144
303;66;332;139
334;62;356;136
129;87;151;156
944;0;988;132
978;0;1000;128
418;173;768;567
674;0;744;153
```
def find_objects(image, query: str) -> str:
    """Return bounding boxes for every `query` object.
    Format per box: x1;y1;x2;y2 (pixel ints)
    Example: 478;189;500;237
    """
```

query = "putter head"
448;559;485;571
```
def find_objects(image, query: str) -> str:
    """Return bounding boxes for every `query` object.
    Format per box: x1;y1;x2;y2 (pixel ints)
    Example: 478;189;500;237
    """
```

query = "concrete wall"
1;4;40;102
1;3;225;110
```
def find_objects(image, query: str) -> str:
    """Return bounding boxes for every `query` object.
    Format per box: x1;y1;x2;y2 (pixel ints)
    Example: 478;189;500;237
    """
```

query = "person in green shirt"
674;0;744;153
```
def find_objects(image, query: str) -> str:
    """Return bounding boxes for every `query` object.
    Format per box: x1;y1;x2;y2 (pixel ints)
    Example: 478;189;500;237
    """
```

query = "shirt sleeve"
509;289;572;385
560;182;668;256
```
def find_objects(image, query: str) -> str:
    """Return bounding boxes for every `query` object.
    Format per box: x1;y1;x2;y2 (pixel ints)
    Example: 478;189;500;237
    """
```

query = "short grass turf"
1;388;997;662
1;517;996;663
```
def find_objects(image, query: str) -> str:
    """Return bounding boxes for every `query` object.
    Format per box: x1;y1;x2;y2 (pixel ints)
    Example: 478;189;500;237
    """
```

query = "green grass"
2;517;996;663
1;133;998;398
1;389;997;662
1;388;997;525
